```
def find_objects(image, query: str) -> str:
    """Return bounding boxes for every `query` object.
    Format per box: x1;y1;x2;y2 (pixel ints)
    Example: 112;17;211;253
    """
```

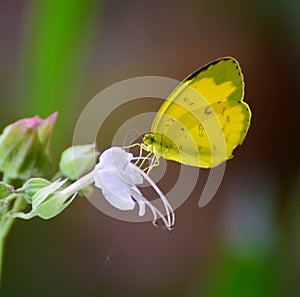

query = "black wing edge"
184;56;238;82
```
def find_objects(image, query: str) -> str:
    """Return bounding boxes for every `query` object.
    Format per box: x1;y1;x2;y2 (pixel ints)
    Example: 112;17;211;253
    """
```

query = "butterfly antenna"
122;128;141;147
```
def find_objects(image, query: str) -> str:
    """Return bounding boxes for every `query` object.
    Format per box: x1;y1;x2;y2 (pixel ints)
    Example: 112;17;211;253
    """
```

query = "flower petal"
94;166;136;211
101;185;135;211
98;147;143;185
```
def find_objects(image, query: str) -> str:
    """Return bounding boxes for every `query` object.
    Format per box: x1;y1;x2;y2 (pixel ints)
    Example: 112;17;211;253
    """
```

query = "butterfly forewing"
150;57;251;168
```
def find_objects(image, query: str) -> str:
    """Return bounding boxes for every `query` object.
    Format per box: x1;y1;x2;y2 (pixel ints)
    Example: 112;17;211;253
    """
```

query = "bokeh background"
1;0;300;296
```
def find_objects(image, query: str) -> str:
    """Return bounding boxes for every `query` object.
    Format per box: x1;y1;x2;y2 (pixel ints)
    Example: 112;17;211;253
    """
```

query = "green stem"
1;196;24;238
0;238;3;284
0;195;25;283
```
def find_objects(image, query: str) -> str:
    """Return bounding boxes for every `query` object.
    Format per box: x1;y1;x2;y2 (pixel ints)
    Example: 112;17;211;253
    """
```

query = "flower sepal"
9;179;76;220
0;182;14;200
17;178;51;203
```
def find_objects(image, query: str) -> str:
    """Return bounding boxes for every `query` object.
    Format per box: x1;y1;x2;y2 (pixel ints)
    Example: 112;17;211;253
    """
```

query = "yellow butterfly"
142;57;251;168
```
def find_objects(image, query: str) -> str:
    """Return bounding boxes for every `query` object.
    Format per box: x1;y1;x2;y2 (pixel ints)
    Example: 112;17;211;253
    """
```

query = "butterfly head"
143;132;179;160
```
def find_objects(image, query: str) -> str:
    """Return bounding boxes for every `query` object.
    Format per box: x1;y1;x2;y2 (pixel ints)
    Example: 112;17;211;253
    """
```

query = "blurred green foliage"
20;0;100;160
194;246;281;297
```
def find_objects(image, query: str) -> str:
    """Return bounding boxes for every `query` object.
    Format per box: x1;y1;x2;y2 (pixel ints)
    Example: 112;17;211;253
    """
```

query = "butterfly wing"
151;57;251;168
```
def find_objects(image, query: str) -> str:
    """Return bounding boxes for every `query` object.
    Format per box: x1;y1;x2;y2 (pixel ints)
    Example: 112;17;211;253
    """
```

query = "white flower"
94;147;174;230
51;146;174;230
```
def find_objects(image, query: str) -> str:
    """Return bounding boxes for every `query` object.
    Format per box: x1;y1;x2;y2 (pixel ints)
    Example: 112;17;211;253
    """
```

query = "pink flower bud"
0;113;57;179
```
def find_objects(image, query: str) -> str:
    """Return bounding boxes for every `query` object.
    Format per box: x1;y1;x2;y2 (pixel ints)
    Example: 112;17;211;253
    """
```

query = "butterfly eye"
143;133;154;145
